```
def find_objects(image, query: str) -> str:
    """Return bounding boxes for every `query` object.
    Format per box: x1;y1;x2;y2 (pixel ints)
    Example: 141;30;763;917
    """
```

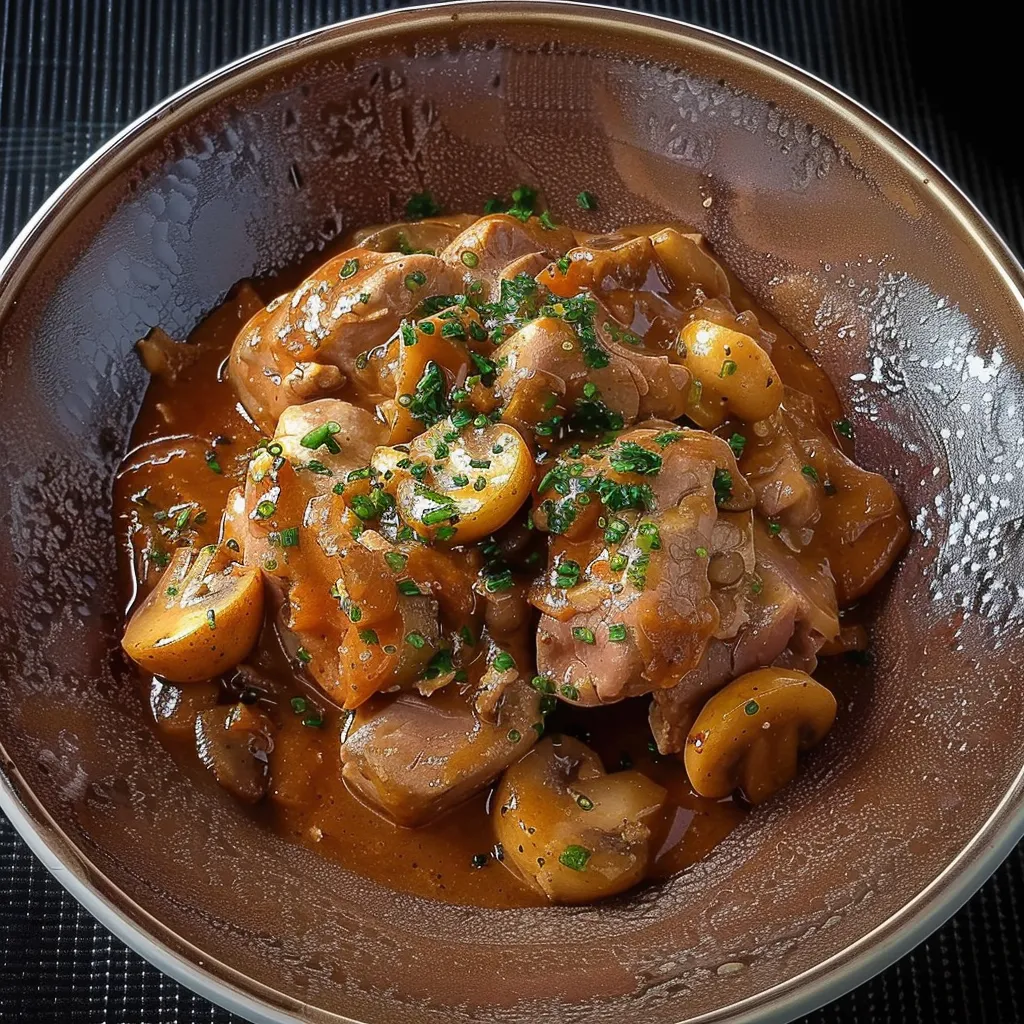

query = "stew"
115;191;908;906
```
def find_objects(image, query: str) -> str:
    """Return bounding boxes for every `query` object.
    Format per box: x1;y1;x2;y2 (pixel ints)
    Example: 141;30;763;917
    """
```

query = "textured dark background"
1;1;1022;1021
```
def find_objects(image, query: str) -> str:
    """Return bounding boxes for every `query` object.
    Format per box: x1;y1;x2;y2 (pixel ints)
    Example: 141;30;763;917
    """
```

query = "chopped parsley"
637;521;661;552
576;190;597;210
558;845;591;872
406;361;448;427
610;440;662;476
405;192;441;219
493;651;516;672
505;184;537;223
801;464;820;482
834;418;854;439
728;432;747;458
713;468;733;505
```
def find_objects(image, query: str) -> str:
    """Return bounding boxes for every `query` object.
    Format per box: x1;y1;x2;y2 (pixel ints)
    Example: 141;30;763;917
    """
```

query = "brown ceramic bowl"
2;4;1024;1022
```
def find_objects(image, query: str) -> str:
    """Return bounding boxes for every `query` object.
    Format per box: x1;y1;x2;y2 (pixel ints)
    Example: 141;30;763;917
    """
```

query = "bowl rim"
2;3;1024;1023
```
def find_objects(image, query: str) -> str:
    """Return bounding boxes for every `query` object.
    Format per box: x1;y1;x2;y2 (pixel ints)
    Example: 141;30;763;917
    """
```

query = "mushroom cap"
493;735;667;903
684;667;837;803
122;543;264;683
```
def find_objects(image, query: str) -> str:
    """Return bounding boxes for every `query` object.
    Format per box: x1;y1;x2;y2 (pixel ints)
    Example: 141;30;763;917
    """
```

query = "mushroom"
677;319;783;427
493;735;667;903
684;668;837;804
121;542;264;683
195;702;274;803
373;419;533;545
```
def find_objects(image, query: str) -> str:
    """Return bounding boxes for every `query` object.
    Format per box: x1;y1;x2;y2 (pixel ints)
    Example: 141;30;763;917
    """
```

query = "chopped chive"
340;257;359;279
397;579;422;596
719;359;738;378
405;631;426;649
493;651;516;672
296;646;312;664
421;505;457;526
576;191;597;210
461;250;480;268
279;527;300;548
255;499;276;519
637;521;661;552
349;494;377;521
608;623;628;642
572;626;596;645
384;551;408;572
359;628;380;645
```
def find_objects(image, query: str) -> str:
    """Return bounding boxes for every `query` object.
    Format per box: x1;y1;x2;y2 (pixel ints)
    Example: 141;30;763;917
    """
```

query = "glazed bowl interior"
2;5;1024;1023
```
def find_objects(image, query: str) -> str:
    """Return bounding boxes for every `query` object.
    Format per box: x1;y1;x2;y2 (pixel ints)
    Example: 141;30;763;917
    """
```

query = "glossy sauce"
114;220;882;908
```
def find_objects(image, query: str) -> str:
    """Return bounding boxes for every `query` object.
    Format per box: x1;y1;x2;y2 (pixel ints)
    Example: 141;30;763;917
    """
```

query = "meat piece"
229;249;463;432
536;228;731;353
649;518;840;753
195;703;274;803
741;388;909;602
441;214;574;299
353;215;477;254
782;390;909;603
493;308;690;438
240;398;444;708
741;411;821;541
532;428;753;705
340;679;542;826
708;511;756;640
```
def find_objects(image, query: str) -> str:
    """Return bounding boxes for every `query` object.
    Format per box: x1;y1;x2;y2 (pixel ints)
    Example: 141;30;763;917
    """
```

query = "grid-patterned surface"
2;1;1022;1021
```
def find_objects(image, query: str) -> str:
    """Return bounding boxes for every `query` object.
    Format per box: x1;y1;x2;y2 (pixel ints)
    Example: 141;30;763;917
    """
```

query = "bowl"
2;4;1024;1022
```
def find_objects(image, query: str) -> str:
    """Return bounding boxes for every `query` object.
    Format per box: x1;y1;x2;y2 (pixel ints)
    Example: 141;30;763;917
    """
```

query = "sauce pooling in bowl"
114;204;907;906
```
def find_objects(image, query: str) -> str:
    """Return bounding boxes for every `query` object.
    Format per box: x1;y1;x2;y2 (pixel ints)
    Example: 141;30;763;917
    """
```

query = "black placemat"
2;2;1022;1021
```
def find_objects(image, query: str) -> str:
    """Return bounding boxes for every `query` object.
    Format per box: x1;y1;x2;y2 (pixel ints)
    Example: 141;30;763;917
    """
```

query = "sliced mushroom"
373;418;532;545
195;702;274;803
684;667;837;803
493;735;667;903
121;543;264;683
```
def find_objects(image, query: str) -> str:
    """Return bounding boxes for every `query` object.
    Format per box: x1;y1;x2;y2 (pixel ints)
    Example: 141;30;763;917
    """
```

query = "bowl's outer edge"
2;4;1024;1024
